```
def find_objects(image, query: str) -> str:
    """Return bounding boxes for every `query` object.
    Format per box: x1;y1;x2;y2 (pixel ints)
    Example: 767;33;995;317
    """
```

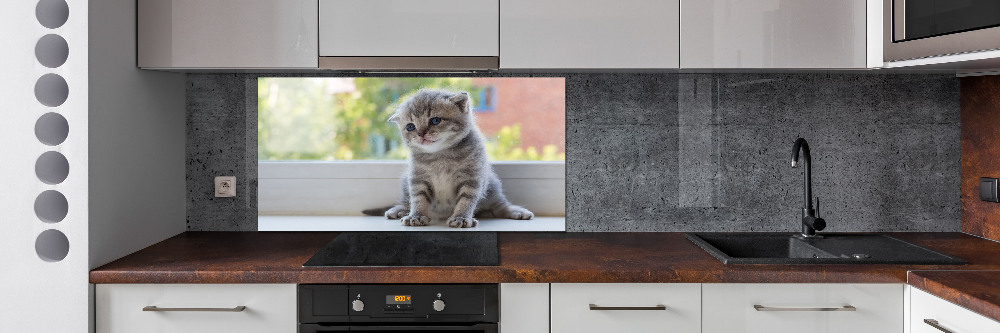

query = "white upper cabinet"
319;0;499;57
138;0;318;69
681;0;875;68
500;0;680;69
135;0;886;70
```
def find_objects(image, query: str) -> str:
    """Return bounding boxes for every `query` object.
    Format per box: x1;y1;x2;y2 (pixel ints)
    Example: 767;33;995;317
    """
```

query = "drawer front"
96;284;296;333
319;0;499;57
911;288;1000;333
702;283;903;333
500;283;549;333
551;283;701;333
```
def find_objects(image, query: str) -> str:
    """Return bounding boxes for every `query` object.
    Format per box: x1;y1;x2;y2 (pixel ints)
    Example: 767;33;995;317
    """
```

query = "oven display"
386;295;412;304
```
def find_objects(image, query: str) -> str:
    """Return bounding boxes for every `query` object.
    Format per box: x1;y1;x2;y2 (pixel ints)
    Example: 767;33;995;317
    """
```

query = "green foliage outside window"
258;77;563;161
486;124;565;161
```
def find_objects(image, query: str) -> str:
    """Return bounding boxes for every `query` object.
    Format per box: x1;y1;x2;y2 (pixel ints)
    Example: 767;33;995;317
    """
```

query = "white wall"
88;0;186;270
0;0;185;332
0;0;90;331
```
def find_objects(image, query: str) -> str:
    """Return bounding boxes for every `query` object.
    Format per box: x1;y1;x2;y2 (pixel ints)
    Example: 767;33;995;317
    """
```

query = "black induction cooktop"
303;232;499;267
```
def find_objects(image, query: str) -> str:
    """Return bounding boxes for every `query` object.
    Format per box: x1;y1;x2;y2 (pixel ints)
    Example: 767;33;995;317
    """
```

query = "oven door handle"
339;324;498;332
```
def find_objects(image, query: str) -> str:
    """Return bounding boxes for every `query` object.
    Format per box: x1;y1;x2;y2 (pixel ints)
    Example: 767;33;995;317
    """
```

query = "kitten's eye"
406;123;416;131
429;117;442;125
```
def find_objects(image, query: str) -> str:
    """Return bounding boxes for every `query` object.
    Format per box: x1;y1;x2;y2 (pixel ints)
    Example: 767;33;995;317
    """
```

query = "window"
473;86;496;112
257;77;566;231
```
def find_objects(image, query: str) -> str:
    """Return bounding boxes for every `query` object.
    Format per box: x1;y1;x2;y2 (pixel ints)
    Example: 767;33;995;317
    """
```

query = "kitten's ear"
449;92;470;113
387;113;400;123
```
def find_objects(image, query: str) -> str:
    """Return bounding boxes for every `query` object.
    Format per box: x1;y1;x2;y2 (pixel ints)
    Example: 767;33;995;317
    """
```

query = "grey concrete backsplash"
187;74;258;231
187;73;960;232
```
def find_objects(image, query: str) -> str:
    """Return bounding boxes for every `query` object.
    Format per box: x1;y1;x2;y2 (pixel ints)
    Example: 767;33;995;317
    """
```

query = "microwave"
884;0;1000;62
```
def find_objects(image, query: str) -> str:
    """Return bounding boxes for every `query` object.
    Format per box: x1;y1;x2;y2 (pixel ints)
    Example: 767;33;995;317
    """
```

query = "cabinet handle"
924;319;955;333
753;305;856;312
143;306;247;312
589;304;666;311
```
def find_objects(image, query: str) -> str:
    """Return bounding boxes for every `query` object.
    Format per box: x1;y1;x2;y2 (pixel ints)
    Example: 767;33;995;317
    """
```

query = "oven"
885;0;1000;61
299;284;498;333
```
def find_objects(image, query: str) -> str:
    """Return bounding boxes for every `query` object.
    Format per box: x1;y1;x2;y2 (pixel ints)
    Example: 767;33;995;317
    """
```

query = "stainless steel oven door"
884;0;1000;61
300;323;499;333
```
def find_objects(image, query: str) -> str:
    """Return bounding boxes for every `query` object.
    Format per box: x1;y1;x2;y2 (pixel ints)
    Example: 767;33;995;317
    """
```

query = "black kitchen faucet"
791;138;826;238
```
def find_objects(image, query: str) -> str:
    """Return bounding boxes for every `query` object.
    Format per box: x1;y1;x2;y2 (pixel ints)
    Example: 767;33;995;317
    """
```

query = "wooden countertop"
90;232;1000;284
908;270;1000;323
90;232;1000;322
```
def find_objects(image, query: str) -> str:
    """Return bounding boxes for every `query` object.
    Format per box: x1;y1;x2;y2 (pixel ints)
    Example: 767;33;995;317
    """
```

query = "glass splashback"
902;0;1000;41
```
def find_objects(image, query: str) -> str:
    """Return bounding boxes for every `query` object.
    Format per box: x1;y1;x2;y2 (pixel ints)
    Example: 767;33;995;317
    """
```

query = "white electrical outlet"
215;176;236;197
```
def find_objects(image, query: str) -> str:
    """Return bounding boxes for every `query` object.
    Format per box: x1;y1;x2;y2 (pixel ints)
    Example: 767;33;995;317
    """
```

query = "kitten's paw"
385;205;409;219
447;217;479;228
507;206;534;220
401;215;430;226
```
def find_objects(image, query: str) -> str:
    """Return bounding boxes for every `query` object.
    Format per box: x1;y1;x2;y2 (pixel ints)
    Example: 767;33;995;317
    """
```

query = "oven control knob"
352;299;364;312
432;299;446;312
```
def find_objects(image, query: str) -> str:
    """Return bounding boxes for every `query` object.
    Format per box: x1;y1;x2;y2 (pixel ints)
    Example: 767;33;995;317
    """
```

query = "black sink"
686;233;966;265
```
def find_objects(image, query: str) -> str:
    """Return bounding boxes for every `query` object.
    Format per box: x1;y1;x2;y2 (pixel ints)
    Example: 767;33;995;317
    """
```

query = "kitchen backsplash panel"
187;73;960;232
960;75;1000;242
187;74;258;231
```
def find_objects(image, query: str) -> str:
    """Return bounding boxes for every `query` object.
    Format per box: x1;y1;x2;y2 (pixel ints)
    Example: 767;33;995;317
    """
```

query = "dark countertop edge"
86;232;985;286
908;270;1000;324
90;267;906;284
88;232;1000;322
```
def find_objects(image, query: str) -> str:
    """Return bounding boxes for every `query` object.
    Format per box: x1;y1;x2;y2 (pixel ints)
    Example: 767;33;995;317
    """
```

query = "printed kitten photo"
363;89;534;228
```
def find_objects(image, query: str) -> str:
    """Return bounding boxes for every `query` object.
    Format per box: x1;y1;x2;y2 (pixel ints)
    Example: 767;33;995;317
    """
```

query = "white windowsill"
258;215;566;232
258;161;566;231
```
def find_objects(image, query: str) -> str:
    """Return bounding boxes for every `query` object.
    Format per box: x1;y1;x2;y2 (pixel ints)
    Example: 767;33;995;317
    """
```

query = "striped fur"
376;89;533;228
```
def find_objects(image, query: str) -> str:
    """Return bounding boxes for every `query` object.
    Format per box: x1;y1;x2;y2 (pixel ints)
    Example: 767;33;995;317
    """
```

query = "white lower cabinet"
551;283;702;333
910;287;1000;333
96;284;297;333
500;283;550;333
702;283;903;333
98;282;1000;333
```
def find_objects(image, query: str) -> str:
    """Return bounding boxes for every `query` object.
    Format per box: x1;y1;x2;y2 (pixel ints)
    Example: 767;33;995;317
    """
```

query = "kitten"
364;89;533;228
